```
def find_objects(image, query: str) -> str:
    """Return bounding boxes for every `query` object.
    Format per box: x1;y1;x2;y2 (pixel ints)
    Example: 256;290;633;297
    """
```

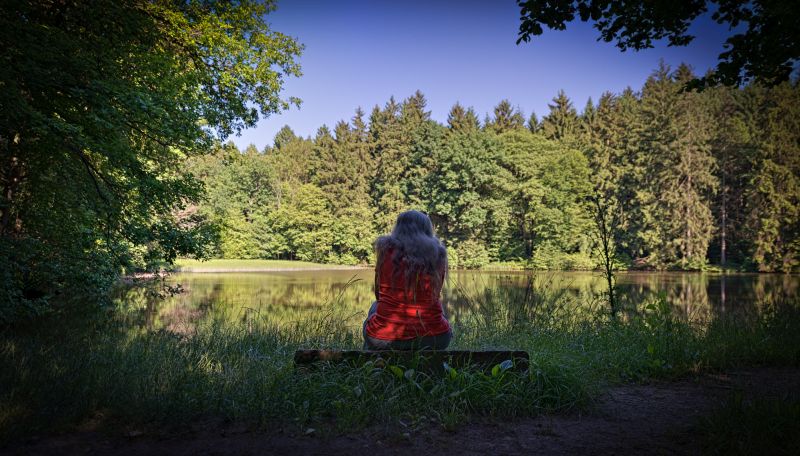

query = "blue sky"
232;0;737;150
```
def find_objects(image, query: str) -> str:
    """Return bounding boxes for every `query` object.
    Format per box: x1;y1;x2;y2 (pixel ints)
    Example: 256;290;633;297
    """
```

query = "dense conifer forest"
193;63;800;272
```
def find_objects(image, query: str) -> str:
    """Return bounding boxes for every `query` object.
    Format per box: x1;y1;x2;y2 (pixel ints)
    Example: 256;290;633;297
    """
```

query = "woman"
363;210;451;350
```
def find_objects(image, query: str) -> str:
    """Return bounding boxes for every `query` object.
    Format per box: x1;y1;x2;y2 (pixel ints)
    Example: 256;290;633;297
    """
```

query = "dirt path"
5;368;799;456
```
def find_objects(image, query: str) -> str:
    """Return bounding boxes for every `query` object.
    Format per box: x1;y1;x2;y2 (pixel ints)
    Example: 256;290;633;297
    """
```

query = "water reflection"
113;271;799;333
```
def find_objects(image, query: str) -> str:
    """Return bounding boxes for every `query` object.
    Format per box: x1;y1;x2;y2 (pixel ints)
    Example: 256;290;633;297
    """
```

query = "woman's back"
365;247;450;340
362;210;451;349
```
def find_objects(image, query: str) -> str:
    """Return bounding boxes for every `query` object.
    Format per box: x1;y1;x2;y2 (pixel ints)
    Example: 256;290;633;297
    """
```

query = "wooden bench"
294;349;530;374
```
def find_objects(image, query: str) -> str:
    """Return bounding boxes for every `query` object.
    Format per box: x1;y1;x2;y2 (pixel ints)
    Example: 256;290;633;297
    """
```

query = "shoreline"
173;267;797;275
172;265;371;273
123;258;797;276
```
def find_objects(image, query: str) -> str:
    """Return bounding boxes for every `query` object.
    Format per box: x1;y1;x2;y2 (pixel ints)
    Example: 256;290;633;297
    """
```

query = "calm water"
115;270;800;333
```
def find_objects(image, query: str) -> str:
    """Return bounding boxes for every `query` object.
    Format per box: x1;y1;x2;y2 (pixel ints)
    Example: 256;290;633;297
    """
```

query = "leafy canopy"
0;0;302;319
516;0;800;87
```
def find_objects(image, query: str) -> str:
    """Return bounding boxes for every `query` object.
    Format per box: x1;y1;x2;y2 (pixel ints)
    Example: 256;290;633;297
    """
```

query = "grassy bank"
1;282;799;443
702;394;800;455
172;259;368;272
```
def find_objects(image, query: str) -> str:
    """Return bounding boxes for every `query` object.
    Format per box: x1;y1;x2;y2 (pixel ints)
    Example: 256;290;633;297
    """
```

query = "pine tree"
527;112;541;134
584;93;615;189
582;92;622;266
485;100;525;134
743;83;800;271
672;64;718;269
541;90;579;141
401;90;431;124
350;107;375;203
707;84;759;269
369;97;406;233
636;63;717;269
447;103;480;132
325;116;376;263
273;125;297;150
579;97;598;148
267;135;315;210
399;92;441;210
606;87;645;262
312;123;346;206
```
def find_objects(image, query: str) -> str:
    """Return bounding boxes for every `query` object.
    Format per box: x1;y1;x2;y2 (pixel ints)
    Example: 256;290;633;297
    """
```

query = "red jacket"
365;247;450;340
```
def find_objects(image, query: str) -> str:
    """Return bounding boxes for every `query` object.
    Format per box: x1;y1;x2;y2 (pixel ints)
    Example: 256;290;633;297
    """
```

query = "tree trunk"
721;164;727;268
685;173;692;266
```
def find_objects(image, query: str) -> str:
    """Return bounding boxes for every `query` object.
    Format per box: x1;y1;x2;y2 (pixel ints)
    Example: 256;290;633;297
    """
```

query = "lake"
115;270;800;334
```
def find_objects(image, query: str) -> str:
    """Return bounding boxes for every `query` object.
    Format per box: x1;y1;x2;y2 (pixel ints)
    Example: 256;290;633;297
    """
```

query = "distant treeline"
190;63;800;271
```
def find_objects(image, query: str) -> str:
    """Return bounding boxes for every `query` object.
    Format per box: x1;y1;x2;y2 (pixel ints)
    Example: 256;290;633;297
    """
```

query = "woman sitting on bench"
363;210;451;350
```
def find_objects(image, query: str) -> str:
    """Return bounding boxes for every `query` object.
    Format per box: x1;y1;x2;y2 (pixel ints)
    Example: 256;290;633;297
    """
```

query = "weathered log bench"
294;349;530;374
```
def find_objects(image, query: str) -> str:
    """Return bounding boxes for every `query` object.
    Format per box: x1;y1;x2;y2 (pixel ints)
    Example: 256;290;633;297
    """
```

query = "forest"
3;2;800;452
193;63;800;272
2;0;799;322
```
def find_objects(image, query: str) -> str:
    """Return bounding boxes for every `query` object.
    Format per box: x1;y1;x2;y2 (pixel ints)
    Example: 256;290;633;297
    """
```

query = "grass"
1;278;799;443
479;261;528;271
172;258;366;272
702;393;800;455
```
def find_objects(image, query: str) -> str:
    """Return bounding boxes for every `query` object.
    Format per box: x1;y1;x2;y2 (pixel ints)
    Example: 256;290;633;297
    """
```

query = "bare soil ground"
4;367;799;456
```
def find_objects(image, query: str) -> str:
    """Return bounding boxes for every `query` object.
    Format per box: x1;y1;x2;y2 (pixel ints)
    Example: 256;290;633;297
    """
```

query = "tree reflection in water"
113;270;799;334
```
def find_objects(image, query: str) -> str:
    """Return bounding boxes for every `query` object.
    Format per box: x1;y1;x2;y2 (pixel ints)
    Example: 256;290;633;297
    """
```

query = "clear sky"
232;0;738;150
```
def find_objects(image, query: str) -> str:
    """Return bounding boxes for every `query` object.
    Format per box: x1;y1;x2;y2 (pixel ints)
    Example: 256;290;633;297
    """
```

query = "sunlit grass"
172;258;368;271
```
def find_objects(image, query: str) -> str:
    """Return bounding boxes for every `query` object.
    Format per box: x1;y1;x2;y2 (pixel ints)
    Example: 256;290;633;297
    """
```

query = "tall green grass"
702;393;800;455
1;277;798;442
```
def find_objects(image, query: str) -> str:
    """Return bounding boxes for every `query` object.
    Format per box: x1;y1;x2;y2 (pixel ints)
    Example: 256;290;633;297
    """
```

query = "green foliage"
740;85;800;272
497;130;593;264
366;97;405;233
485;100;525;134
5;3;799;328
447;103;481;132
426;128;507;251
541;90;579;142
455;240;491;269
635;63;717;269
702;395;800;455
516;0;800;87
0;0;302;320
189;78;798;275
273;125;298;150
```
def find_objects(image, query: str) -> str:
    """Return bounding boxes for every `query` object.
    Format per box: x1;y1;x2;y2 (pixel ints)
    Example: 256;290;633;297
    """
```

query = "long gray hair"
375;210;448;293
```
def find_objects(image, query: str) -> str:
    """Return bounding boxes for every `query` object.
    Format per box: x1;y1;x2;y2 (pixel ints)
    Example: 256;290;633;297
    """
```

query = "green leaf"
388;365;404;379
